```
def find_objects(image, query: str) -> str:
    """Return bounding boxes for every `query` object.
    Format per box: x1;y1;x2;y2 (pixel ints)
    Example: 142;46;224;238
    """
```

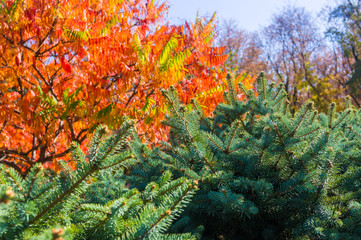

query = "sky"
166;0;333;32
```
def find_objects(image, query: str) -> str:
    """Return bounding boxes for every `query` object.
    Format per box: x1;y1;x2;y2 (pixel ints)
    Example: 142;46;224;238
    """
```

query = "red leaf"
60;56;72;73
5;0;14;9
77;46;86;59
15;52;21;66
36;27;41;37
25;7;36;20
56;28;63;39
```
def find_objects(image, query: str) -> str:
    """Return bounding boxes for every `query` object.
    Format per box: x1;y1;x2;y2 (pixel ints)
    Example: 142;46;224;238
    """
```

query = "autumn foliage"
0;0;254;175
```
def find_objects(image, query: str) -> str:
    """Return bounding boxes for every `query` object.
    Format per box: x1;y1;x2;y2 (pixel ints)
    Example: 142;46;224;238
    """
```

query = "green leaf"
97;103;114;119
145;116;153;124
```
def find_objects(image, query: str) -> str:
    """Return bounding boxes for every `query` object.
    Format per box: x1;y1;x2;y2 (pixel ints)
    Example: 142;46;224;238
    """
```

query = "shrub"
129;73;361;239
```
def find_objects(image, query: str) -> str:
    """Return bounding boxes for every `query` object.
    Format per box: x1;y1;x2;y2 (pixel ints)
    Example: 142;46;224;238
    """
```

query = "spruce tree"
297;97;361;239
129;73;360;239
0;121;197;240
2;72;361;240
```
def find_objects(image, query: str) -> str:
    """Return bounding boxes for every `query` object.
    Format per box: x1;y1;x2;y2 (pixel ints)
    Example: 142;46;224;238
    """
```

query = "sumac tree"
0;0;232;174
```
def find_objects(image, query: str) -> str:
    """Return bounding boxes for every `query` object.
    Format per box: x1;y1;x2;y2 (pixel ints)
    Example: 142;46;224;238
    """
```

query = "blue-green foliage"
128;73;361;239
2;72;361;240
0;121;197;240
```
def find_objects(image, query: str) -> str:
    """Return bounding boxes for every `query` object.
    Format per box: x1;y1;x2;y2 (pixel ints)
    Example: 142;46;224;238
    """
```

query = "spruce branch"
328;102;336;125
277;116;291;133
27;166;97;226
294;126;320;138
290;102;313;136
180;111;216;173
331;109;352;130
138;184;195;239
225;120;241;154
206;134;225;152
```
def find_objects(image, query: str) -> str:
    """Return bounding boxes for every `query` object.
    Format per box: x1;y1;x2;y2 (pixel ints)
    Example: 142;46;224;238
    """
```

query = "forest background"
206;0;361;111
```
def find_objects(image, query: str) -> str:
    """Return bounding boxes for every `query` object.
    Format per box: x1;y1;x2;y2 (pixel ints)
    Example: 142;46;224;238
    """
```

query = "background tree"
215;5;350;112
217;19;266;76
0;0;230;174
261;6;329;110
327;0;361;107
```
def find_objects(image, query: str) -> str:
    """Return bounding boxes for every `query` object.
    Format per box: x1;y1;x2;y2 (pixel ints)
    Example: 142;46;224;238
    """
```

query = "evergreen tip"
327;159;334;168
258;71;265;78
247;89;254;96
98;125;109;134
226;73;232;80
190;98;196;104
307;101;314;109
330;102;336;108
238;82;245;89
221;188;228;198
5;189;14;199
1;188;15;204
51;228;64;239
179;105;186;112
127;119;135;126
170;85;175;91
